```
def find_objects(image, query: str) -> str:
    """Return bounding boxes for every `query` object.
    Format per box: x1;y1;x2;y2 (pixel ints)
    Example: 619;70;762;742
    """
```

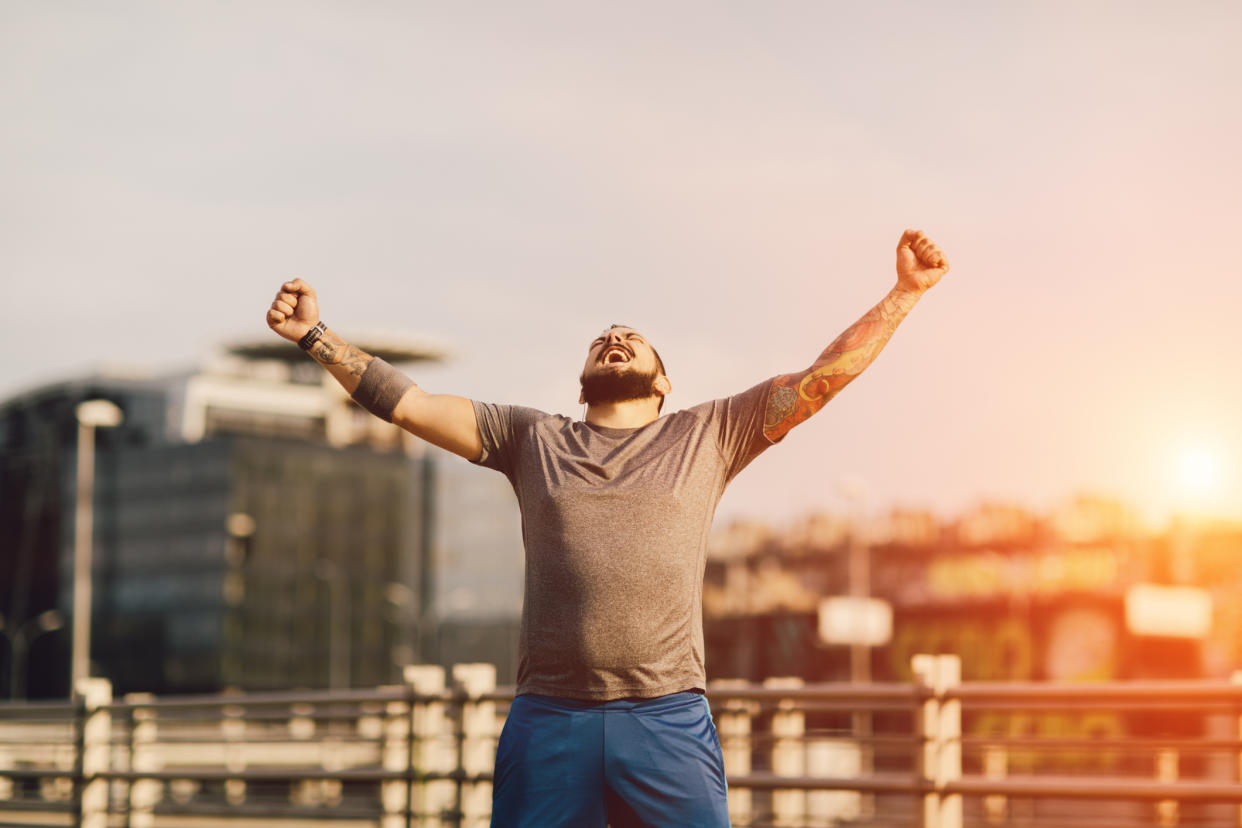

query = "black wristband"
298;321;327;351
351;358;415;423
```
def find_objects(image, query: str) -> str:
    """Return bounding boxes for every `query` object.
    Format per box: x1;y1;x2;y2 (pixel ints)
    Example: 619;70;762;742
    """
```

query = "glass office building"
1;339;525;697
81;434;428;694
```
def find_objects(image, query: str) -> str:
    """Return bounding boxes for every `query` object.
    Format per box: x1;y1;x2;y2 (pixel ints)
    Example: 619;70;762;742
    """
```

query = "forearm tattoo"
309;330;373;378
763;289;920;442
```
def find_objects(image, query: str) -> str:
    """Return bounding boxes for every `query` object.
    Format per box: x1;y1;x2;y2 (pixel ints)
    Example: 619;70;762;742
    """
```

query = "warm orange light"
1176;447;1220;497
1125;584;1212;638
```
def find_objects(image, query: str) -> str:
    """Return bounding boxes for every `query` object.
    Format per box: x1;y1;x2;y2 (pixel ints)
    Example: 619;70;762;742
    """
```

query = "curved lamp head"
75;399;124;428
35;610;64;633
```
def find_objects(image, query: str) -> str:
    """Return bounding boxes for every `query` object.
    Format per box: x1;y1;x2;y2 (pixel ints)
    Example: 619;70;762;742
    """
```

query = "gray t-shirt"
471;379;776;700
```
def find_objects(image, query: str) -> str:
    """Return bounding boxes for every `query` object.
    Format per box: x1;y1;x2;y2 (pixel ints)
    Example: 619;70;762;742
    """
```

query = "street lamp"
314;560;351;690
224;512;256;603
837;475;875;820
1;609;64;699
72;399;123;695
221;513;256;686
834;475;872;683
385;581;424;671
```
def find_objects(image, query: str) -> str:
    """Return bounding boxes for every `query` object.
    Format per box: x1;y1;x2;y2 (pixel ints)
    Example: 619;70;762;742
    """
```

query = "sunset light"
1175;447;1221;498
6;5;1242;827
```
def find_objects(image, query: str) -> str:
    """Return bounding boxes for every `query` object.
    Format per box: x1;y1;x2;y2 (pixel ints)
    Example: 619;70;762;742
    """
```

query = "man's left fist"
896;229;949;292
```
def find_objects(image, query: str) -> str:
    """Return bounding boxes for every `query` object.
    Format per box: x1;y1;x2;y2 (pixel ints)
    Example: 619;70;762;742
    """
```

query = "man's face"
579;326;665;407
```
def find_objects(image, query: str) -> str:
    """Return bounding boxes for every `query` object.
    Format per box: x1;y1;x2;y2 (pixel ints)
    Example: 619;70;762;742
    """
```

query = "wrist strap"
352;358;415;423
298;321;327;351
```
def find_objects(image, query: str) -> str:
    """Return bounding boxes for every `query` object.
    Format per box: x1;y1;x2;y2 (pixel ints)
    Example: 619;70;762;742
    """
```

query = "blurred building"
0;338;525;698
705;498;1242;688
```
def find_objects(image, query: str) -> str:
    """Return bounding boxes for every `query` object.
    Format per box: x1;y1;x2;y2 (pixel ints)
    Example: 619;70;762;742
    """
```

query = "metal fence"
4;656;1242;827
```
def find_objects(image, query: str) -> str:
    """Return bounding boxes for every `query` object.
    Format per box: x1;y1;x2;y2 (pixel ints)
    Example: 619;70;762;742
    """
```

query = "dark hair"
607;324;668;412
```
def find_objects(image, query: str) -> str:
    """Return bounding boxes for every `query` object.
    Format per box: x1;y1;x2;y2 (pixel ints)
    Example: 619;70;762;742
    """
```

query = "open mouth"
600;345;632;365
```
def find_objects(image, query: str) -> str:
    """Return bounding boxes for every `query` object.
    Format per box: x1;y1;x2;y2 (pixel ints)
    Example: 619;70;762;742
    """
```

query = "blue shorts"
491;690;730;828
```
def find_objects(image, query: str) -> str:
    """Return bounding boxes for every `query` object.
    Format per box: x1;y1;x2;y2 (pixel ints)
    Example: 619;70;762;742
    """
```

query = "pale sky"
4;0;1240;527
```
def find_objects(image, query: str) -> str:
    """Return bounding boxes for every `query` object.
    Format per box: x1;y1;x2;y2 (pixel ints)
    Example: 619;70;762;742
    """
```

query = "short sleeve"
470;400;548;479
705;378;780;482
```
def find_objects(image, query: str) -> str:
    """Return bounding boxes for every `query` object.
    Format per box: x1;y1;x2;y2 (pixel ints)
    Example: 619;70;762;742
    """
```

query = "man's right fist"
266;279;320;343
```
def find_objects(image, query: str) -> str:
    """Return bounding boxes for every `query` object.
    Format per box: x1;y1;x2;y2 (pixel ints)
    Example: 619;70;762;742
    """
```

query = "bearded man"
266;229;949;828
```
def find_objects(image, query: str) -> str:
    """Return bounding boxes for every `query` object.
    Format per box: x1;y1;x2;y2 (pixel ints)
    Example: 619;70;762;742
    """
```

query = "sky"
4;0;1240;528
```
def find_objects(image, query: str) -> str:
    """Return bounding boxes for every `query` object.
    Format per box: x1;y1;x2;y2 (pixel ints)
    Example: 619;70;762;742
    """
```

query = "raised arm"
266;279;483;460
763;229;949;442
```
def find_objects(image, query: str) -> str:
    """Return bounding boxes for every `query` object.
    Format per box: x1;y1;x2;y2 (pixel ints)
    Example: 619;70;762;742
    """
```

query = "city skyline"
4;1;1239;527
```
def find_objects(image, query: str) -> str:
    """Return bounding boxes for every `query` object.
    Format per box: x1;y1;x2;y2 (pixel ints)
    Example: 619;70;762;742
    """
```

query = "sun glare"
1176;447;1220;496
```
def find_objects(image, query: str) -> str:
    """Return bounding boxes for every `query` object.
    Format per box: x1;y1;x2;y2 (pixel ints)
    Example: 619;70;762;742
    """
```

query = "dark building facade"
1;339;526;698
1;373;433;697
83;435;431;694
1;377;165;698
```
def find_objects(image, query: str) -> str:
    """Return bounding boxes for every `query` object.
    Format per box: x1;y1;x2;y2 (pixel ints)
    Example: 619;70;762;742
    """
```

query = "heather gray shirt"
471;379;776;700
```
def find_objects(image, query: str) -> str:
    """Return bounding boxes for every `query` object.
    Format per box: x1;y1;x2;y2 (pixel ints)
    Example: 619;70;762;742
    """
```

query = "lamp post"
222;513;256;686
837;475;874;819
1;609;64;699
71;399;123;696
384;581;419;671
837;475;871;685
314;560;351;690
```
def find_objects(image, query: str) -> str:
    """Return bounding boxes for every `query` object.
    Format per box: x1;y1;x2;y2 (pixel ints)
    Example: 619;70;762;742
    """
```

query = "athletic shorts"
490;690;731;828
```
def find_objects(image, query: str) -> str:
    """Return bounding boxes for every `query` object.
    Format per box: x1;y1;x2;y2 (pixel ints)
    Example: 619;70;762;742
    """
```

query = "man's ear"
578;388;586;405
654;375;672;397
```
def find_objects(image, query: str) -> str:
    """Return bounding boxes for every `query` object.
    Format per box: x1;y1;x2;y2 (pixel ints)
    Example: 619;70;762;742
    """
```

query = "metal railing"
4;657;1242;827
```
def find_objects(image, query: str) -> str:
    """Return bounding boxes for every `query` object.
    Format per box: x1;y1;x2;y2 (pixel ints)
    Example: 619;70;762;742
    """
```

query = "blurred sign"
818;597;893;646
926;547;1119;600
1125;584;1212;638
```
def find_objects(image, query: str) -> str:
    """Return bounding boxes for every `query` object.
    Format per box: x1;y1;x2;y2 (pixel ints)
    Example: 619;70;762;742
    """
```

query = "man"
266;228;949;827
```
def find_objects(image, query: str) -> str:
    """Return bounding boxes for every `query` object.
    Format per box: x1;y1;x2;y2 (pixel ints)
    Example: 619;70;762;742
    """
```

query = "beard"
579;365;661;406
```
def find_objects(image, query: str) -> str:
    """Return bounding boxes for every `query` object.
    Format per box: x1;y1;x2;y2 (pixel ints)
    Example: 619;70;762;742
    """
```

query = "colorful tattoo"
763;288;921;442
309;331;373;378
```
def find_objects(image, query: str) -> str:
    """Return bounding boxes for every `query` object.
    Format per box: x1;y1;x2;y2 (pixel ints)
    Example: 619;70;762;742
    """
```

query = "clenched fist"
266;279;319;343
896;229;950;292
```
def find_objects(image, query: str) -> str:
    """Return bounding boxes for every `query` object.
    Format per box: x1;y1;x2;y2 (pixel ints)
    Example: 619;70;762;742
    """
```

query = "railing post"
710;679;757;825
0;736;11;803
406;664;453;828
913;655;940;828
380;686;412;828
286;700;316;809
764;676;805;827
1156;747;1179;827
913;655;961;828
76;677;112;828
806;737;861;824
125;693;160;828
222;701;247;806
982;742;1008;825
1234;670;1242;828
452;663;497;828
940;657;962;828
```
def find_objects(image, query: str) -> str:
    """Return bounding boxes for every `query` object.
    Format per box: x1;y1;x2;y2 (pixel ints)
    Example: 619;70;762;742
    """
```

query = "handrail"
952;680;1242;703
4;660;1242;827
